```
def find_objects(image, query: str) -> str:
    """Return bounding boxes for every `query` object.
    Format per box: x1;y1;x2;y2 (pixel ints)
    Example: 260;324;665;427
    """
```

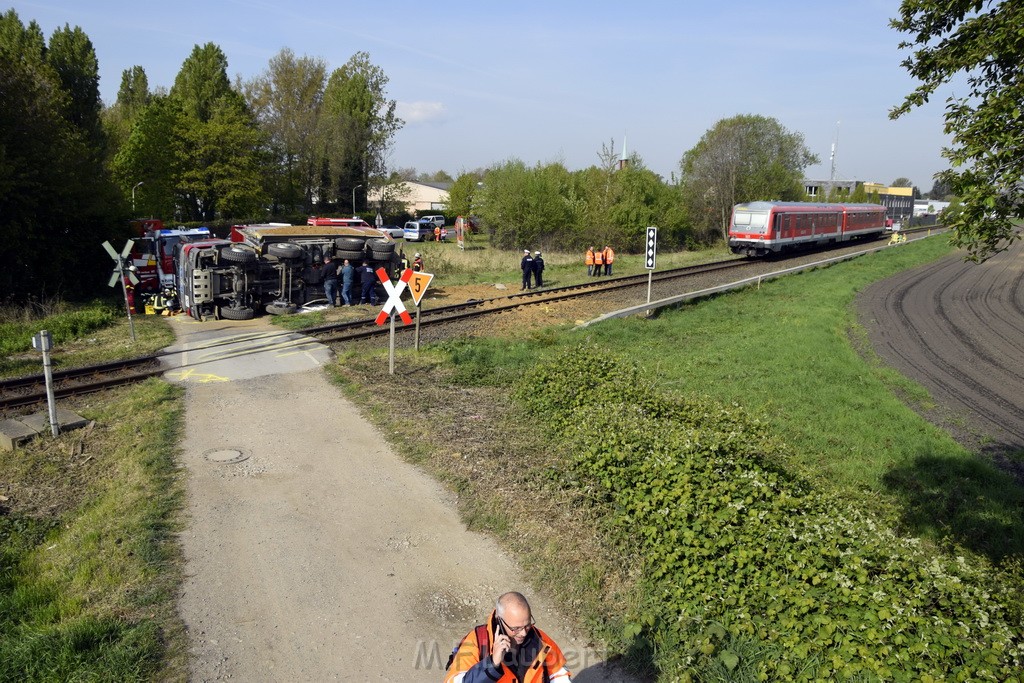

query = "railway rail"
1;227;937;411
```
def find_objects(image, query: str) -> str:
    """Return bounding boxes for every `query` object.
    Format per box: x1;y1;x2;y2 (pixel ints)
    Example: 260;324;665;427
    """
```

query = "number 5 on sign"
408;271;434;306
408;270;434;351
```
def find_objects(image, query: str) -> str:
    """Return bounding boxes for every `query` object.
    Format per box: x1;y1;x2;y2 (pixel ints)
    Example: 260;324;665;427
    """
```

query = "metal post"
389;312;396;375
414;303;422;350
32;330;59;437
646;271;653;305
352;184;363;214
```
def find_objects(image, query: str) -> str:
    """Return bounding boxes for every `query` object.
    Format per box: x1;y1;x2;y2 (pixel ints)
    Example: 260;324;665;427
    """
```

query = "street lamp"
352;184;363;215
132;181;144;214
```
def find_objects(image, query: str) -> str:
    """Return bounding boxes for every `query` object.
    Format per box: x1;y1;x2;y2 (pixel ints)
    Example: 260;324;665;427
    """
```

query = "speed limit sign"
407;271;434;306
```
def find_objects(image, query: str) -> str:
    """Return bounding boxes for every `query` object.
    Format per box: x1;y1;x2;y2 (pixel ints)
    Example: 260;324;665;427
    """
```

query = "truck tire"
335;249;365;261
267;242;303;261
220;245;257;264
371;250;394;262
335;237;366;251
220;305;255;320
266;302;298;315
366;238;394;254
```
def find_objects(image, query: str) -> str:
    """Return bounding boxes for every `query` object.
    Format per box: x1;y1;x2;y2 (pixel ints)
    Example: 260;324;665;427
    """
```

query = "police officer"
520;249;534;290
358;260;377;305
532;251;545;288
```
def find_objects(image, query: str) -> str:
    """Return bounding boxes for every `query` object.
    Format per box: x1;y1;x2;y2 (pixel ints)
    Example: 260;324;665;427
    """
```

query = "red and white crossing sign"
407;271;434;306
375;267;413;326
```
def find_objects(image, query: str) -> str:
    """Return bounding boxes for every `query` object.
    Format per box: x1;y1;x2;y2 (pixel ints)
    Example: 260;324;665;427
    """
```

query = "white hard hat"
414;253;420;257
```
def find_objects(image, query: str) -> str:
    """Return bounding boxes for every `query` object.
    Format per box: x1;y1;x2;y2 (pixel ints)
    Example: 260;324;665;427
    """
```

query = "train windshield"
733;211;769;233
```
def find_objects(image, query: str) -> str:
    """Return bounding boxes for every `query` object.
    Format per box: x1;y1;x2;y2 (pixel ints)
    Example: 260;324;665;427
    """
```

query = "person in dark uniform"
520;249;534;290
532;250;545;288
322;256;340;307
358;260;377;305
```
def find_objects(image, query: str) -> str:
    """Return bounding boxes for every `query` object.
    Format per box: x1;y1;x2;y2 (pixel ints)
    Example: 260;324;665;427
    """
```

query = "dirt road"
857;238;1024;456
169;320;623;681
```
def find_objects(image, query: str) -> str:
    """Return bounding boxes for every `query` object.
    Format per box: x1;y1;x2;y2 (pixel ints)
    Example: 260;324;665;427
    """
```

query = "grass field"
0;380;187;682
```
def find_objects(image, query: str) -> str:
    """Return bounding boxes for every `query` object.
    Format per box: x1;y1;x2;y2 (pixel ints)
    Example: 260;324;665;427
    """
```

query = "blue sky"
12;0;952;191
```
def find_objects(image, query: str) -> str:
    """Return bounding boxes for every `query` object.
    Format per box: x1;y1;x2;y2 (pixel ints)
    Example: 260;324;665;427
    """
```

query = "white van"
420;215;445;228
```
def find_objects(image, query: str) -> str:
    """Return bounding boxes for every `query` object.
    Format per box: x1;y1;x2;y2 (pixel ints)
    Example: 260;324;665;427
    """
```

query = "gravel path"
857;238;1024;457
172;327;628;681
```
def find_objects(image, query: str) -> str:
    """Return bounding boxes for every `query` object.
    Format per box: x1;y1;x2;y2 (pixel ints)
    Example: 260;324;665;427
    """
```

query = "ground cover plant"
0;380;187;681
514;344;1023;680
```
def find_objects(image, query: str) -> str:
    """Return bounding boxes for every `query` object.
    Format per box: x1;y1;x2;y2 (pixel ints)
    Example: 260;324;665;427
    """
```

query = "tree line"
5;1;1015;301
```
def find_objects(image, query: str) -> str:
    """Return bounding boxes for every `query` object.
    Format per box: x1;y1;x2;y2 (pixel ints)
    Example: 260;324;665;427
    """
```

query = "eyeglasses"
499;616;535;635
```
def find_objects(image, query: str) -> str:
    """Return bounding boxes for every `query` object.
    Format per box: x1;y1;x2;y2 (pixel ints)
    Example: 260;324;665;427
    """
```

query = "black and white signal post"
645;226;658;305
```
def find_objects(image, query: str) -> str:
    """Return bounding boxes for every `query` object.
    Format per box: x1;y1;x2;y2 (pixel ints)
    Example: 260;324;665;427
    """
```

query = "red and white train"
728;201;888;257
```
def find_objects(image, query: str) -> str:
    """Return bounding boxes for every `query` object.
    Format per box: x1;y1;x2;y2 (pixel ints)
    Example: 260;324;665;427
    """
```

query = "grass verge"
0;379;187;682
329;234;1024;680
0;300;175;379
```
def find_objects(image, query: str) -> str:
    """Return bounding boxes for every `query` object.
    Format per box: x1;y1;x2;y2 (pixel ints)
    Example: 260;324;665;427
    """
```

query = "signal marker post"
31;330;59;437
407;271;435;351
103;240;139;341
375;267;413;374
644;226;658;306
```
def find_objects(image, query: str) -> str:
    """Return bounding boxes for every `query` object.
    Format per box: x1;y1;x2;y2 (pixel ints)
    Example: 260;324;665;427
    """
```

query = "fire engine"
126;219;214;313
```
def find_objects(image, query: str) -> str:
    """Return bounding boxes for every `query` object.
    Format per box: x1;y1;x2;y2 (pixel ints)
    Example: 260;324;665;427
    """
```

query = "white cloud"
396;101;447;125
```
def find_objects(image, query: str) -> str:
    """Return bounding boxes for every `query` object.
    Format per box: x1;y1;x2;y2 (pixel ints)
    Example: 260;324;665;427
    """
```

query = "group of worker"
584;246;615;276
520;250;546;290
320;256;379;307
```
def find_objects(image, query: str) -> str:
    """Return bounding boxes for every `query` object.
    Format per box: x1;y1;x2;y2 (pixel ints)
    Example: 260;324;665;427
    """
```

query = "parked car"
380;224;405;239
404;221;433;241
420;215;445;228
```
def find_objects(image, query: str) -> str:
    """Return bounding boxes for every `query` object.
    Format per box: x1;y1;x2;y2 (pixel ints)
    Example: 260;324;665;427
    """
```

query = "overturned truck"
176;220;401;321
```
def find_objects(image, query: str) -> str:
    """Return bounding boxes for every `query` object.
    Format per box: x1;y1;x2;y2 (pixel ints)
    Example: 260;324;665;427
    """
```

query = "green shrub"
516;345;1024;681
0;304;117;355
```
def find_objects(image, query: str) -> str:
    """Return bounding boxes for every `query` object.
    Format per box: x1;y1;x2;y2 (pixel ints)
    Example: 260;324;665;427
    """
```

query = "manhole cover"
203;448;249;464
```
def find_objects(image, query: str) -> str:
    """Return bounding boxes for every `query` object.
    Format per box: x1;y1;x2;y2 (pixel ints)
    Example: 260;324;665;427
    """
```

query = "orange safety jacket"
584;249;594;265
603;247;614;263
593;250;604;265
445;611;572;683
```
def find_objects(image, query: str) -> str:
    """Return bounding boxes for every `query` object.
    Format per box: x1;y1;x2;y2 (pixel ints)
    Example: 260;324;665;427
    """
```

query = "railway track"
0;356;165;412
2;228;939;411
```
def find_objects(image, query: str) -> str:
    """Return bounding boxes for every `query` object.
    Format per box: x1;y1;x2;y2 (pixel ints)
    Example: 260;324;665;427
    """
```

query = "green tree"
0;11;121;299
322;52;402;212
243;48;327;213
926;176;952;200
446;172;484;218
476;160;574;249
607;163;689;251
112;96;187;219
891;1;1024;260
891;176;913;187
178;98;267;220
47;24;102;147
680;114;818;240
171;43;235;123
102;65;151;162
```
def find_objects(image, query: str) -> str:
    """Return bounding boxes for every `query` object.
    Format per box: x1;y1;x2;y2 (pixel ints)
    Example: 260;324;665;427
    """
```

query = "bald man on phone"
444;591;572;683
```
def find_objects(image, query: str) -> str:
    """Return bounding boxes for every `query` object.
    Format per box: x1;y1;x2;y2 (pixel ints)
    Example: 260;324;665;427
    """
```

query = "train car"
728;201;888;257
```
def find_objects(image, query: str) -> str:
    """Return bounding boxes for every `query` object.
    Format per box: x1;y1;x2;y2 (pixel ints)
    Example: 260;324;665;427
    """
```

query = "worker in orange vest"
602;245;615;276
592;246;604;276
434;225;441;242
584;246;595;276
445;591;572;683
